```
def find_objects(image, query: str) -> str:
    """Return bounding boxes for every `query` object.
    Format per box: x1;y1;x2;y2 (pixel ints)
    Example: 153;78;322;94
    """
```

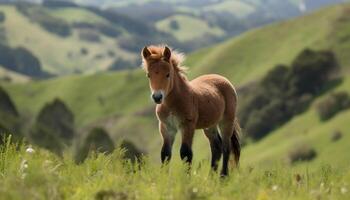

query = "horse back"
190;74;237;128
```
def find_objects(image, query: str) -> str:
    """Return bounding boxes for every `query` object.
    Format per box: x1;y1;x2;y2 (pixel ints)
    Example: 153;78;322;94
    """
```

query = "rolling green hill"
0;5;131;75
155;14;225;42
186;3;350;85
0;3;180;77
2;3;350;165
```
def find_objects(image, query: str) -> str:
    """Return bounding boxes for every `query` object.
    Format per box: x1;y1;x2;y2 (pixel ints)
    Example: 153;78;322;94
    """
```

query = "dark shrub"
261;65;289;95
42;0;78;8
0;27;6;44
109;58;137;71
288;144;317;164
80;47;88;55
289;49;339;95
120;140;143;163
0;86;21;143
169;20;179;30
96;24;122;37
74;127;115;163
13;47;42;76
29;123;65;155
39;17;71;37
0;86;19;117
78;30;100;42
36;98;75;141
330;130;342;142
29;98;75;154
0;11;5;23
0;44;46;77
240;49;341;140
316;91;350;121
0;44;16;69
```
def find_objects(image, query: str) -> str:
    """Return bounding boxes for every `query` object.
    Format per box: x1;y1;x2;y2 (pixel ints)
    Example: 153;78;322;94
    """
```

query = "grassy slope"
155;14;225;42
49;7;109;24
186;4;347;85
0;5;133;75
3;4;350;164
202;0;256;18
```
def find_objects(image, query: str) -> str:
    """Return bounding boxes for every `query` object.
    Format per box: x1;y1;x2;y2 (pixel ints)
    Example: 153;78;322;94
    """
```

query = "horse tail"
231;118;241;167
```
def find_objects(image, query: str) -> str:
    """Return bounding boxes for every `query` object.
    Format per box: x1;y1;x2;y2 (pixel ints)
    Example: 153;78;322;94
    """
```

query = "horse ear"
142;46;151;59
163;46;171;62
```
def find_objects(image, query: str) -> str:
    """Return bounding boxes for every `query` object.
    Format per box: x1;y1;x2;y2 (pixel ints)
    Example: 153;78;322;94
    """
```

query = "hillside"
186;3;350;85
3;3;350;164
0;2;178;77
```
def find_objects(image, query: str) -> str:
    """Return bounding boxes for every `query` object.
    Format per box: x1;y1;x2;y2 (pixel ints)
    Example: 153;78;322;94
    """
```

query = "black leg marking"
210;134;222;171
221;141;231;177
180;143;193;164
161;144;172;164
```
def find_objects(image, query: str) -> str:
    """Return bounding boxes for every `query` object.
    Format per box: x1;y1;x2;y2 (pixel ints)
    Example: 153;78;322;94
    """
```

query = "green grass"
156;14;225;42
1;140;349;200
48;7;109;24
202;0;256;18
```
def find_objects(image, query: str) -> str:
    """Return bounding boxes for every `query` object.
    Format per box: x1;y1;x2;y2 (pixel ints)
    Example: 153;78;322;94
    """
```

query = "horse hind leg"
204;126;222;172
219;119;241;177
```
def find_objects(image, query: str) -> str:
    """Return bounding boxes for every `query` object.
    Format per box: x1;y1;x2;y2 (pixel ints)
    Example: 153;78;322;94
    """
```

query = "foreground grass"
1;141;349;200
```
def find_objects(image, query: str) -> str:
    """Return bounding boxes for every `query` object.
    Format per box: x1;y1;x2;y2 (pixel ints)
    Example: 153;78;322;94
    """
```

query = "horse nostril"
152;93;163;103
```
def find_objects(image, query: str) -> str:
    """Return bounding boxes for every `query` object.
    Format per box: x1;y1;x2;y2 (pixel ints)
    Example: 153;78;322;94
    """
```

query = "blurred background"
0;0;349;167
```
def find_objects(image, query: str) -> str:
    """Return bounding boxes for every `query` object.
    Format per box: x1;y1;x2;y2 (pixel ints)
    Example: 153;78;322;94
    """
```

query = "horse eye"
166;73;170;78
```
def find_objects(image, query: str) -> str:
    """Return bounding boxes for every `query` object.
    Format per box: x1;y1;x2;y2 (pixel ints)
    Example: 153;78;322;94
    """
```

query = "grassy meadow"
1;2;350;200
1;139;350;200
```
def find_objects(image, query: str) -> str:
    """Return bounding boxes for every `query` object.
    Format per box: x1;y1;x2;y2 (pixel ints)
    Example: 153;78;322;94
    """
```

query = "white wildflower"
341;187;348;194
21;172;27;179
272;185;279;191
20;159;28;171
320;182;325;188
26;146;35;154
192;188;198;193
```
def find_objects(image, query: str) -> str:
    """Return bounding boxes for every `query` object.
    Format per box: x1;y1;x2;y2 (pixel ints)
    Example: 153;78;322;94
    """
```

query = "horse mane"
142;45;188;76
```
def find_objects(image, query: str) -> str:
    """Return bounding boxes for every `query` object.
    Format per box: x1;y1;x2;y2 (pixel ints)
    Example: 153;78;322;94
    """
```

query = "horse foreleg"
180;125;195;165
159;121;176;164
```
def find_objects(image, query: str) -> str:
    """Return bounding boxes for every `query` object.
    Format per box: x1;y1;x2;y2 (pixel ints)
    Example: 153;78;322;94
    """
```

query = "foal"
141;45;241;176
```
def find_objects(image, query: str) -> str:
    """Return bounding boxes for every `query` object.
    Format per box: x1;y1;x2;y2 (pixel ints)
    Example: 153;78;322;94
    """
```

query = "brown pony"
141;45;241;176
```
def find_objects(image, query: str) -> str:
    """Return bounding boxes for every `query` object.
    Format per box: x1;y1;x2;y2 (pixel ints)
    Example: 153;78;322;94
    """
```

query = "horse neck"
165;71;191;107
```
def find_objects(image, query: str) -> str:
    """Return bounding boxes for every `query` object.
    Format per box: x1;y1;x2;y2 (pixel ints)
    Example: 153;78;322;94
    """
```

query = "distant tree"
120;140;143;163
316;91;350;121
289;49;339;95
0;44;47;77
239;49;341;140
0;86;21;144
0;11;5;23
169;20;179;30
80;47;88;55
74;127;115;163
0;86;19;117
29;98;75;155
287;144;317;164
78;30;101;42
108;58;137;71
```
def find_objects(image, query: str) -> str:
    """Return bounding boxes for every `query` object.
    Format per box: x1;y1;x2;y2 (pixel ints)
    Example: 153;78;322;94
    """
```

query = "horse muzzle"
152;92;163;104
